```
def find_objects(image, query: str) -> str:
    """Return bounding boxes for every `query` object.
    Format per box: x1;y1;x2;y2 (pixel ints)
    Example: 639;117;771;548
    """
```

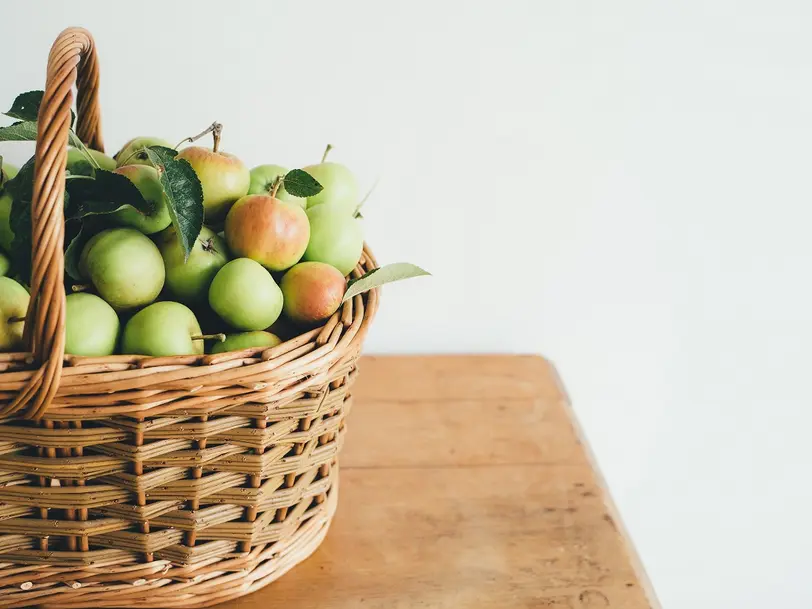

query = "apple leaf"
0;120;85;147
342;262;430;302
4;90;76;127
5;91;42;122
143;145;203;260
64;169;153;220
4;156;37;281
64;224;87;281
283;169;323;198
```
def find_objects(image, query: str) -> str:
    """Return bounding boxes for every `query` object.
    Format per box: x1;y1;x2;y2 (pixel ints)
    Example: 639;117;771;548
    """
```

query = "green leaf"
283;169;323;198
0;120;85;147
143;146;203;260
64;169;152;220
342;262;430;302
5;156;37;281
4;90;75;128
5;91;42;121
64;224;88;281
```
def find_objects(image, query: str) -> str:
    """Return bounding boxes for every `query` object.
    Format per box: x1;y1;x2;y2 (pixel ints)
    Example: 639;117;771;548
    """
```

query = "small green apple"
158;226;229;304
65;292;119;356
66;148;116;176
304;205;364;276
121;301;203;356
177;147;250;222
115;136;172;167
225;195;310;271
281;262;345;325
210;330;282;354
0;276;29;351
0;161;19;253
248;165;306;208
302;156;359;216
110;165;172;234
80;228;165;310
208;258;283;331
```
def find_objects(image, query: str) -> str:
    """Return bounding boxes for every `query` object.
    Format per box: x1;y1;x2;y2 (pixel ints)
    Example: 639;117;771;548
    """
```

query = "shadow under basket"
0;27;379;608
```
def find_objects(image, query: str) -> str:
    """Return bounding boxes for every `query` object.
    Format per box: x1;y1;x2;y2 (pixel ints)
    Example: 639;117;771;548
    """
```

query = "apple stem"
176;122;223;151
321;144;333;163
190;333;226;342
270;175;283;198
71;284;90;293
7;316;25;324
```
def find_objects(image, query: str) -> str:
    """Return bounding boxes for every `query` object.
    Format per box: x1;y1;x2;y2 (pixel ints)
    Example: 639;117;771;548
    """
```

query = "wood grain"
230;355;658;609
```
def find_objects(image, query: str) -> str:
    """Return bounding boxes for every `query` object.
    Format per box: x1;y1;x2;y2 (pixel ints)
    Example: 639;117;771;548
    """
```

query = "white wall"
3;1;812;607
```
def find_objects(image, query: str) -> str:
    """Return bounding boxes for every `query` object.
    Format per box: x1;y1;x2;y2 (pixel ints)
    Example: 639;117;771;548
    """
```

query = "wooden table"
232;355;658;608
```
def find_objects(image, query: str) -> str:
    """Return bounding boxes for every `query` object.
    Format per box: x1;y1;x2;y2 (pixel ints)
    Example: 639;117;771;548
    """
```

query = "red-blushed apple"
281;261;346;325
225;194;310;272
177;146;250;222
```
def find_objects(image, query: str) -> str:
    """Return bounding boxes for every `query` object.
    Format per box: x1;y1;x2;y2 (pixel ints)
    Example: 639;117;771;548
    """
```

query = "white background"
3;2;811;608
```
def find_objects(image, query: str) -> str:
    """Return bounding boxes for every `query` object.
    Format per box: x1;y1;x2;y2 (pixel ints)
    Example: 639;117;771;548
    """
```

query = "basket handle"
4;28;104;419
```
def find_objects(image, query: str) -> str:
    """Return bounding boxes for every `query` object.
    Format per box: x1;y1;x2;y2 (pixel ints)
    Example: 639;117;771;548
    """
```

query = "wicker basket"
0;27;378;608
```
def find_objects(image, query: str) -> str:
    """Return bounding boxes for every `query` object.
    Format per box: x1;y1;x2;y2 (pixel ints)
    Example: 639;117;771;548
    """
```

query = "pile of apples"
0;128;367;357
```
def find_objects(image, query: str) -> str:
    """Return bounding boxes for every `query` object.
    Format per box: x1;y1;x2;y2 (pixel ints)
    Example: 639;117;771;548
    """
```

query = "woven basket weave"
0;27;378;608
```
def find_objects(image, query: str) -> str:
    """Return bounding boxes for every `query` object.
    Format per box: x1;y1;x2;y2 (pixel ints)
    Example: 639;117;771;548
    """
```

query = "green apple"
0;252;9;276
66;148;116;176
0;161;18;253
302;160;359;216
225;195;309;272
114;136;172;167
304;205;364;276
80;228;165;310
210;330;281;354
177;147;250;222
281;262;345;325
208;258;282;331
121;301;203;356
158;225;229;304
110;165;172;234
65;292;119;356
0;276;29;351
247;165;306;208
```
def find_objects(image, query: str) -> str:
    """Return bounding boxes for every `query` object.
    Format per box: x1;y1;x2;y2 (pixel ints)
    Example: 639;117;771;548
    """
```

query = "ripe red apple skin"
225;194;310;272
281;261;346;325
177;146;250;222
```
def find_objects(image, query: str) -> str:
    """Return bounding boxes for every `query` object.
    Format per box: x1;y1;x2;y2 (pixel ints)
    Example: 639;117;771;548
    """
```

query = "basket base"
4;483;338;609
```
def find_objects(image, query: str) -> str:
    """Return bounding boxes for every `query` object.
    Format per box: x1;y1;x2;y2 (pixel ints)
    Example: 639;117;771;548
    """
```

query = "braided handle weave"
7;28;103;419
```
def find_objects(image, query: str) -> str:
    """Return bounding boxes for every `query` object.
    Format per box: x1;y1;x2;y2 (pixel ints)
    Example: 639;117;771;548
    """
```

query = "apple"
121;301;204;356
65;293;119;356
210;330;281;354
0;276;29;351
0;252;9;277
177;147;250;222
66;148;116;175
302;148;359;215
111;165;172;234
0;161;18;253
248;165;306;208
80;228;165;310
158;225;229;304
114;136;172;167
208;258;283;330
281;262;345;325
225;194;309;271
304;205;364;276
